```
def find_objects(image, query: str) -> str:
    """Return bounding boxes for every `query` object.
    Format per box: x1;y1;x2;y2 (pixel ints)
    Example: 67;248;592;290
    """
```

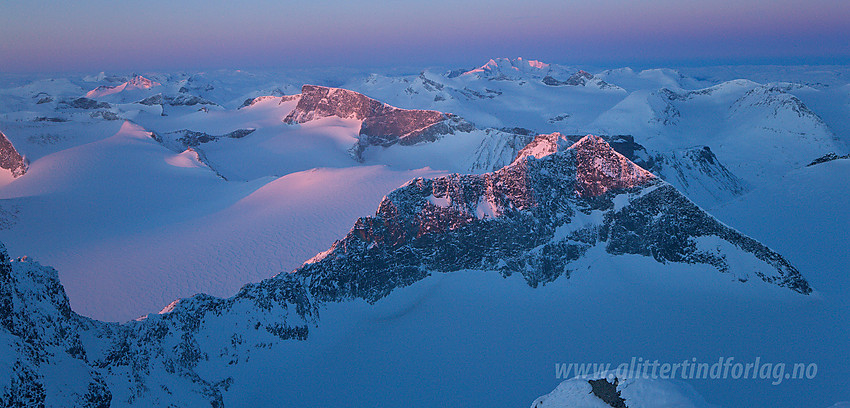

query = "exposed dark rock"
807;152;850;166
61;97;111;110
153;128;256;151
138;93;218;107
565;71;594;85
445;68;472;78
458;87;500;100
418;72;444;92
542;75;565;86
588;378;627;408
90;111;120;121
543;71;616;89
303;135;808;295
499;127;538;136
32;117;68;123
548;114;570;123
0;131;28;177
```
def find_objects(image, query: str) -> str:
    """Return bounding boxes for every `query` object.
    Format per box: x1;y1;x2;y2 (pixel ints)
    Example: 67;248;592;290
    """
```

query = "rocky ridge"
284;84;474;159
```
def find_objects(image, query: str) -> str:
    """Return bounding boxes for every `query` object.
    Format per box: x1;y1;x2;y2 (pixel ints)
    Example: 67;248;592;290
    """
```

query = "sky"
2;0;850;73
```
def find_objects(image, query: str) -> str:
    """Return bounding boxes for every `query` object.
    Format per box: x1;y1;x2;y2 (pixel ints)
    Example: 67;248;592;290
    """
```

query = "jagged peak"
567;135;656;197
85;75;161;98
126;74;160;88
511;133;655;197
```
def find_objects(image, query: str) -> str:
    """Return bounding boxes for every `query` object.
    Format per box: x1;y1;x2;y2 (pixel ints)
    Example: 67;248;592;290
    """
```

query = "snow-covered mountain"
0;135;816;407
86;75;162;98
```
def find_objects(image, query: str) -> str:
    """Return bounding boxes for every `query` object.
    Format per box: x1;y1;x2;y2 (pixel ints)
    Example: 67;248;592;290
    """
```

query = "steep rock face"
514;134;654;197
284;84;473;159
652;146;750;204
808;152;850;166
0;244;112;407
468;129;536;173
511;133;748;206
0;131;28;178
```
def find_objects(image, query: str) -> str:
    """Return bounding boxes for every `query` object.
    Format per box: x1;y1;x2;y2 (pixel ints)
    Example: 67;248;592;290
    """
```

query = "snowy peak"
85;75;161;98
568;135;656;197
0;130;28;178
461;57;551;79
514;133;655;197
126;75;159;89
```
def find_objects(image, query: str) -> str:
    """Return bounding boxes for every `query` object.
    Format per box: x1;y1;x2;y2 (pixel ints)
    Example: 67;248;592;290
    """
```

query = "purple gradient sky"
2;0;849;72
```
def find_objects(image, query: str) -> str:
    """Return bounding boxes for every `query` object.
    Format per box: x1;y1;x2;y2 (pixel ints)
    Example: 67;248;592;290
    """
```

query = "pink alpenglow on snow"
569;135;655;197
85;75;162;98
514;133;655;197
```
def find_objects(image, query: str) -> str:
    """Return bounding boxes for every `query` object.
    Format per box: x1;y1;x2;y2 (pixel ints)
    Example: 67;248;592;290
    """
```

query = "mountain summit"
284;84;473;158
515;134;655;197
85;75;161;98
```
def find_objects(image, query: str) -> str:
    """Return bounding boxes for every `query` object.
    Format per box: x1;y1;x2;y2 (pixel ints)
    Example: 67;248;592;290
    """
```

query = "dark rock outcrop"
807;152;850;166
60;97;111;110
588;378;628;408
543;70;616;89
151;128;256;151
138;93;219;107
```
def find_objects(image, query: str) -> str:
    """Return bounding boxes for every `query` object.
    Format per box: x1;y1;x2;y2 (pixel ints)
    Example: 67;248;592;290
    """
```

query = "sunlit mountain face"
0;57;848;408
